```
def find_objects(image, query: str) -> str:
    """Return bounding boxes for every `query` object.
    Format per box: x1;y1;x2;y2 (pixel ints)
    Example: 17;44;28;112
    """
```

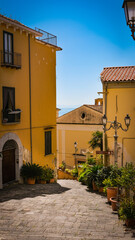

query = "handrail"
35;27;57;46
0;50;21;69
2;109;21;124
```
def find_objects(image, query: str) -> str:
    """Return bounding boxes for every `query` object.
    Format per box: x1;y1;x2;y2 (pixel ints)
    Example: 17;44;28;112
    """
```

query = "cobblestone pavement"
0;180;135;240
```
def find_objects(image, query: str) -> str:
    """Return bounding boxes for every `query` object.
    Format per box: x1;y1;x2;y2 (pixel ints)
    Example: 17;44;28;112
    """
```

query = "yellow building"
0;14;62;188
101;66;135;167
57;99;103;168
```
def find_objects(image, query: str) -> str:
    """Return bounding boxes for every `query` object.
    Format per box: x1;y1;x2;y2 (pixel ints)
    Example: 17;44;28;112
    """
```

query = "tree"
88;131;103;151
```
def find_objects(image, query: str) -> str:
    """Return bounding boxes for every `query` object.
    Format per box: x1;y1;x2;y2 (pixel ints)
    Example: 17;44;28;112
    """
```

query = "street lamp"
102;114;131;165
122;0;135;40
74;141;78;167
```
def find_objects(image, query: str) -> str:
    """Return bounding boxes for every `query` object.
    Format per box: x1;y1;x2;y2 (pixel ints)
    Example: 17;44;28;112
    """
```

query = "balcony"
2;109;21;124
0;51;21;69
35;28;57;46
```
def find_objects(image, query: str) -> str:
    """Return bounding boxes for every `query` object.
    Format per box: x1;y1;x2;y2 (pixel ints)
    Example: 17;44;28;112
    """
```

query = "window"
3;31;13;64
45;131;52;156
3;87;15;111
2;87;21;124
80;112;86;120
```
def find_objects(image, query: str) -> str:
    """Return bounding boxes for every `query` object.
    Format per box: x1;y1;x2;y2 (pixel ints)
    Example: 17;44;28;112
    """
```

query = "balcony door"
3;31;13;64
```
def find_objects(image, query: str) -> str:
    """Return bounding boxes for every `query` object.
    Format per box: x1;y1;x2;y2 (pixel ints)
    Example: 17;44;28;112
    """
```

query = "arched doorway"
0;132;23;188
2;140;18;184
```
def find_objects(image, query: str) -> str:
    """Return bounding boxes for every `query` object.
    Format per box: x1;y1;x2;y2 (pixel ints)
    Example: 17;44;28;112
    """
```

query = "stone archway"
0;133;23;189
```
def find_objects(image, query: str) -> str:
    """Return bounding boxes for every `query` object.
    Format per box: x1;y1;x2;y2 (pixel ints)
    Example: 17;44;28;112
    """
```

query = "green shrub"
96;166;112;188
116;163;135;196
78;164;91;185
87;157;96;165
79;164;103;188
96;154;103;165
45;166;54;182
20;163;42;180
119;198;135;220
40;166;48;181
71;168;78;177
59;161;66;171
65;168;71;174
103;165;121;193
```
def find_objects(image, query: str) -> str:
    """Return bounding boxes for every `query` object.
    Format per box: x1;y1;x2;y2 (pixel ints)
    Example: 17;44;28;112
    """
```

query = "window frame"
2;86;15;111
3;31;14;65
45;131;52;156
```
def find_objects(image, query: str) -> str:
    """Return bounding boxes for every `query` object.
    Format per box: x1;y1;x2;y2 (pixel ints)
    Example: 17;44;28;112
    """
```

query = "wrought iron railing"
35;28;57;46
2;109;21;124
0;51;21;69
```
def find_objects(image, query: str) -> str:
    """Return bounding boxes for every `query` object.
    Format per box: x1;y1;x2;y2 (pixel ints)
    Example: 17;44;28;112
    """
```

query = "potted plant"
71;167;78;179
90;165;103;191
87;157;96;166
116;163;135;198
59;161;66;171
110;197;118;211
20;163;42;184
103;178;118;203
40;166;47;184
103;166;121;202
96;166;112;193
78;163;91;185
65;168;71;174
45;166;54;183
119;197;135;227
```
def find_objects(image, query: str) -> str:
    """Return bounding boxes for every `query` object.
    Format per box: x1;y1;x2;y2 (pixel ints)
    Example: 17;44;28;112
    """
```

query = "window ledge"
2;122;20;125
44;153;53;157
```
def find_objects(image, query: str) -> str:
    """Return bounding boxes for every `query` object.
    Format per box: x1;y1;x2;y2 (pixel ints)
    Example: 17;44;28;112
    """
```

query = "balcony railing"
2;109;21;124
0;51;21;69
35;28;57;46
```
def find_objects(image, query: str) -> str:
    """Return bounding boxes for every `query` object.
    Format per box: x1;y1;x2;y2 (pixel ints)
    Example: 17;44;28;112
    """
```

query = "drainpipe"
104;83;108;165
122;137;135;167
28;34;32;164
104;84;108;116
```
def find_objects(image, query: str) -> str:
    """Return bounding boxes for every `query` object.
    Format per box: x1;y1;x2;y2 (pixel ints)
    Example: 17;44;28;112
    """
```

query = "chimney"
95;98;103;106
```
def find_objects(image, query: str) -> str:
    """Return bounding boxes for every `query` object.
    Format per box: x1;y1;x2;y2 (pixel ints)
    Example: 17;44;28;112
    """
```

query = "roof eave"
102;80;135;83
35;39;62;50
0;15;42;37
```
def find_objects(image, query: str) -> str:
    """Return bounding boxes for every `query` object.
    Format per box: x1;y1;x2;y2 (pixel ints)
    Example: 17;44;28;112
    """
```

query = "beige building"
57;99;103;168
101;66;135;167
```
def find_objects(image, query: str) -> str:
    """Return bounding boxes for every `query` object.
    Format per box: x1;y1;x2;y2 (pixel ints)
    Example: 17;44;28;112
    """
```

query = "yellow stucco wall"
57;124;103;168
0;23;58;170
103;82;135;166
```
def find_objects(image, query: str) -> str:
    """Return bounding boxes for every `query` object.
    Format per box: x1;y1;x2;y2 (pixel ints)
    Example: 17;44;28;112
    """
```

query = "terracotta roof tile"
101;66;135;82
84;105;103;113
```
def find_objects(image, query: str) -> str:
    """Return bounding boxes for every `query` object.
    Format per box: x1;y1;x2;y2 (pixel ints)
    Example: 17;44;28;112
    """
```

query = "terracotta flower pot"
99;187;104;193
110;197;117;211
40;180;46;184
50;178;55;183
92;181;98;191
107;187;118;203
125;218;135;227
27;178;35;184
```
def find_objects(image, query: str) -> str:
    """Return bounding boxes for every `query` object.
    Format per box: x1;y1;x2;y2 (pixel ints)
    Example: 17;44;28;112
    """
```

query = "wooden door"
2;149;15;184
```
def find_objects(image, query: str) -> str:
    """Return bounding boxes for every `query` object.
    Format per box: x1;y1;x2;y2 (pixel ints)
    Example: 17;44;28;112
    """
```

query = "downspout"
104;83;108;165
28;34;33;164
104;83;108;116
122;137;135;167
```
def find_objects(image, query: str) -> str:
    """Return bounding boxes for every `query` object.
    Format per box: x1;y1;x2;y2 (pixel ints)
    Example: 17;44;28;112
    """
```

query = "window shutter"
45;131;52;155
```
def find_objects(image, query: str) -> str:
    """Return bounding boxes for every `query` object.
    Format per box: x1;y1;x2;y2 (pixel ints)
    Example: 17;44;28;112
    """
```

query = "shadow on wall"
0;183;71;203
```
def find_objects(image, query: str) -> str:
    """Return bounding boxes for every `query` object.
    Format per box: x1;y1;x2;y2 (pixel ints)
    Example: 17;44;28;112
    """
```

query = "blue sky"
1;0;135;108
